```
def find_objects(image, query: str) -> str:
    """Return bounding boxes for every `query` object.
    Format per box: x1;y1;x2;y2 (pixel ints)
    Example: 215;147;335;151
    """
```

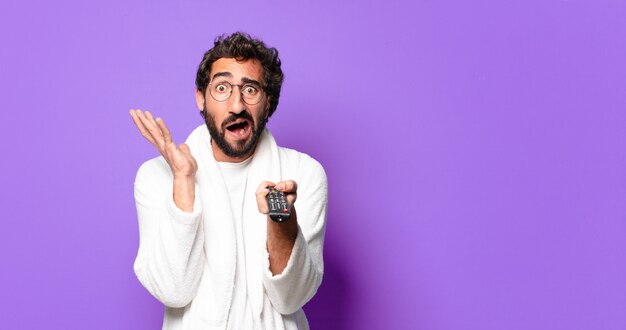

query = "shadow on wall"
302;191;352;329
303;243;351;329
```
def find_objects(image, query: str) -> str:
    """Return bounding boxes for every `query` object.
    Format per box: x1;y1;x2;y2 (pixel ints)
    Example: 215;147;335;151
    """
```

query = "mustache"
221;111;254;129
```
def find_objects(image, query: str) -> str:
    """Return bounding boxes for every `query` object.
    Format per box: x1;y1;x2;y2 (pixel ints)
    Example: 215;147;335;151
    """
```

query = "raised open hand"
130;109;198;179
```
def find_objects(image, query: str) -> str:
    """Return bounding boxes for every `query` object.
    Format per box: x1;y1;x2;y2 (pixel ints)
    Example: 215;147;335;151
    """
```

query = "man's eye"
215;84;229;93
243;85;258;95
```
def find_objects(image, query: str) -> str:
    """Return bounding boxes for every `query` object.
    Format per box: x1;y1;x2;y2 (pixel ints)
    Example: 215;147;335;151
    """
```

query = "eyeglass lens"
209;81;263;105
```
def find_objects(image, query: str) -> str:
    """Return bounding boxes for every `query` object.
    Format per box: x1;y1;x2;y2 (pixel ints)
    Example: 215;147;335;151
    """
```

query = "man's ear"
195;89;205;111
265;96;271;119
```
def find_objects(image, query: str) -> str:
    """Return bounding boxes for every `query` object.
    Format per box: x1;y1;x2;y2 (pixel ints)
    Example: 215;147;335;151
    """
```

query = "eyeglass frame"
207;81;266;105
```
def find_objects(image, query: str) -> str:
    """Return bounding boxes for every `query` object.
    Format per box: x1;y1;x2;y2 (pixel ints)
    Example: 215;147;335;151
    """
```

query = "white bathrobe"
132;125;328;330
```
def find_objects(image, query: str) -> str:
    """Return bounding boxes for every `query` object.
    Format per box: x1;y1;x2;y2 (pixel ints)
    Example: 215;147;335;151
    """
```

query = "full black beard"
201;105;267;159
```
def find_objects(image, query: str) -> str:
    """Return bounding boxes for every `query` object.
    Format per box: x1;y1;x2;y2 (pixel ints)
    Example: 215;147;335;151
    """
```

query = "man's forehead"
210;58;263;81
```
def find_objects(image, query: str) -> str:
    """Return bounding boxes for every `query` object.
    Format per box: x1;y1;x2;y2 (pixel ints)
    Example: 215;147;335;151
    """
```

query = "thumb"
179;143;197;166
179;143;190;153
179;143;194;158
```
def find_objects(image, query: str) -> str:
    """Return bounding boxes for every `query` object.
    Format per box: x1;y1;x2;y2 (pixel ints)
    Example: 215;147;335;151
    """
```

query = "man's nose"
228;86;246;114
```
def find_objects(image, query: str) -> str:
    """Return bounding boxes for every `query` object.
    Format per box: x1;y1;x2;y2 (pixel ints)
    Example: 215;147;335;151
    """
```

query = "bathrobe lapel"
242;129;282;324
186;125;282;327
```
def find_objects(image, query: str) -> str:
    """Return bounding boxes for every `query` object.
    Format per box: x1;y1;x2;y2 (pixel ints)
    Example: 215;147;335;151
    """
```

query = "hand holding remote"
256;180;298;221
257;180;299;275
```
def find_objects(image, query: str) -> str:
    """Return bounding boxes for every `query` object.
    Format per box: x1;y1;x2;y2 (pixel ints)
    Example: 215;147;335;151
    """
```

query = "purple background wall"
1;0;625;329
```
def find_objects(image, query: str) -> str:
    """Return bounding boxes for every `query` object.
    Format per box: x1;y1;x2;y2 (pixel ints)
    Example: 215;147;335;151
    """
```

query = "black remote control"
266;187;291;223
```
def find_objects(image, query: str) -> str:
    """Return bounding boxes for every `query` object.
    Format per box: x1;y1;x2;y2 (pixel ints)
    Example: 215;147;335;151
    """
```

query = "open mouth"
225;119;251;136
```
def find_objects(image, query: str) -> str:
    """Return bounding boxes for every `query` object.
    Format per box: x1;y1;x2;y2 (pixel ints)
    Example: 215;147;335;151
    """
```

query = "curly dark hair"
195;32;284;118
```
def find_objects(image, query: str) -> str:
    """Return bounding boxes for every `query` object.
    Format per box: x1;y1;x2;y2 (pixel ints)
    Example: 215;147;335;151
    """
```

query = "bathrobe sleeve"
132;157;206;308
262;156;329;315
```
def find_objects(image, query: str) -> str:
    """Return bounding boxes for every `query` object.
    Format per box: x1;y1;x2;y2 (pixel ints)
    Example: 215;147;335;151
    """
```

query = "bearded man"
129;32;328;330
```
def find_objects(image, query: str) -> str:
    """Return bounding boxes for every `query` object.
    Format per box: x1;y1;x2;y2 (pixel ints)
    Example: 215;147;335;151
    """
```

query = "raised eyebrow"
242;77;262;87
211;73;261;87
211;72;233;81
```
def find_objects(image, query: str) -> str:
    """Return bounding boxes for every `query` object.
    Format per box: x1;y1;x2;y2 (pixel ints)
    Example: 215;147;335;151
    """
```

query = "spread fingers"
138;110;166;149
130;109;157;146
156;117;173;146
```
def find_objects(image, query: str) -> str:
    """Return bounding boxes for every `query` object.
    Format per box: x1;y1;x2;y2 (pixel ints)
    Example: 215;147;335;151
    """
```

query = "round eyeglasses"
208;81;264;105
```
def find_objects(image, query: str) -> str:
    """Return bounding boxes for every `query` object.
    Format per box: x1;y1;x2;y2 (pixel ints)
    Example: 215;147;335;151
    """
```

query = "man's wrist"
174;172;194;181
173;175;196;212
